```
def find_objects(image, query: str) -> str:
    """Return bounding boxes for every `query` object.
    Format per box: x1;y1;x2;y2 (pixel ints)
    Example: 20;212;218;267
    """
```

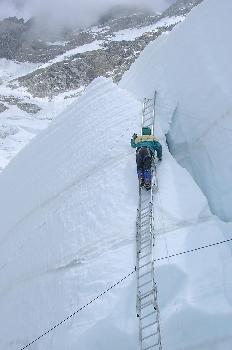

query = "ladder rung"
140;300;153;310
143;108;153;114
140;224;150;230
140;310;156;320
140;226;151;233
141;237;151;245
141;204;151;211
140;233;151;241
140;212;150;219
144;104;153;110
140;251;152;259
140;289;154;300
141;211;150;220
140;223;150;230
140;218;150;225
138;279;152;289
140;242;151;250
140;232;151;240
140;230;151;238
139;261;152;270
140;207;151;215
144;101;153;106
140;234;151;242
143;343;159;350
143;118;152;123
142;333;157;342
143;111;153;117
140;224;151;231
139;270;151;279
142;321;158;330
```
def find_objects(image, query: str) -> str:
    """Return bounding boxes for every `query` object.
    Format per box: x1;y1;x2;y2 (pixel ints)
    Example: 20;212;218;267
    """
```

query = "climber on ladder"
131;126;162;190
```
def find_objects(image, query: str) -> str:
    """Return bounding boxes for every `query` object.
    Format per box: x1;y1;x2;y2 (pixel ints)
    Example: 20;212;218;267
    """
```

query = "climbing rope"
18;236;232;350
18;270;135;350
154;236;232;263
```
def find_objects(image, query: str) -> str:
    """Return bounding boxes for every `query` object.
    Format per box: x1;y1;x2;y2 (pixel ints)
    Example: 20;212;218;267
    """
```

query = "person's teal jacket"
131;135;162;159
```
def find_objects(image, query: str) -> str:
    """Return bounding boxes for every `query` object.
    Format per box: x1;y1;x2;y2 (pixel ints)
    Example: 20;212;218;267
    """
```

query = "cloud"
0;0;175;36
0;0;30;19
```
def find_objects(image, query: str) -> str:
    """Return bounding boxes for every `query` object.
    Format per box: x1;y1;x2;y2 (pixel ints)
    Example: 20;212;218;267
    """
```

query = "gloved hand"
132;133;137;140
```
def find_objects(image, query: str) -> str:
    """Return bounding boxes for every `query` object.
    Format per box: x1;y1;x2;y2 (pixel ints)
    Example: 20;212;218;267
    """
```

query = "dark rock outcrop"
0;103;8;113
17;102;41;114
0;95;40;114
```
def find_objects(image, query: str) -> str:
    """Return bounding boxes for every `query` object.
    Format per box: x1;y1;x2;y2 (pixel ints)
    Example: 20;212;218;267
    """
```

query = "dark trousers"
136;147;152;183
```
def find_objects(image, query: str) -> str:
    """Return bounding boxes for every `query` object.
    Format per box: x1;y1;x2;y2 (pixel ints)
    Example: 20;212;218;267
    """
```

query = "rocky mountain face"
160;0;203;18
11;0;202;98
0;1;203;64
16;27;174;98
0;0;205;100
0;10;158;64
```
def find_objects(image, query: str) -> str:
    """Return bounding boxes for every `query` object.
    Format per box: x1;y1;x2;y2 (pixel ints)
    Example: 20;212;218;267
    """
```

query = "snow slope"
120;0;232;222
0;78;141;350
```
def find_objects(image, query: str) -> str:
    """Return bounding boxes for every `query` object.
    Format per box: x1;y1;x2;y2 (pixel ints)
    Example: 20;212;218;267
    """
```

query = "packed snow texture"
1;0;232;349
1;75;232;349
120;0;232;222
0;78;141;350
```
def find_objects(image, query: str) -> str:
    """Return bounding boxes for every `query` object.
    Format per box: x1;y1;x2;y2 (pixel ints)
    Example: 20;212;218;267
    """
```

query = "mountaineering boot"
144;181;151;191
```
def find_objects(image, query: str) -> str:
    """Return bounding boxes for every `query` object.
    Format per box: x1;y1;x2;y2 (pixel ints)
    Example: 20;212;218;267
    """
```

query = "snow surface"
120;0;232;222
0;64;82;171
0;59;39;82
1;1;232;349
0;82;75;171
40;41;104;69
111;16;185;42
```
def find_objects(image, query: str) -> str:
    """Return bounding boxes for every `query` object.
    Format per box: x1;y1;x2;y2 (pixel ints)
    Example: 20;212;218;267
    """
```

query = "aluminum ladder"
136;92;162;350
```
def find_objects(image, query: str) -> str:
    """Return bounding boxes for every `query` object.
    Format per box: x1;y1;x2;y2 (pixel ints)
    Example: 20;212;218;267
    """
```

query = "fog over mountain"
0;0;175;28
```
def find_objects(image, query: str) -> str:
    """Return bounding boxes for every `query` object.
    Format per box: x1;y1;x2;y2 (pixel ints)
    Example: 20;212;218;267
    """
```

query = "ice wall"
120;0;232;221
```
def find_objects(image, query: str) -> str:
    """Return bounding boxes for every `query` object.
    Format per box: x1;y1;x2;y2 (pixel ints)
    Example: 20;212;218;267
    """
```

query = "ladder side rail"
153;91;157;136
136;94;162;350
